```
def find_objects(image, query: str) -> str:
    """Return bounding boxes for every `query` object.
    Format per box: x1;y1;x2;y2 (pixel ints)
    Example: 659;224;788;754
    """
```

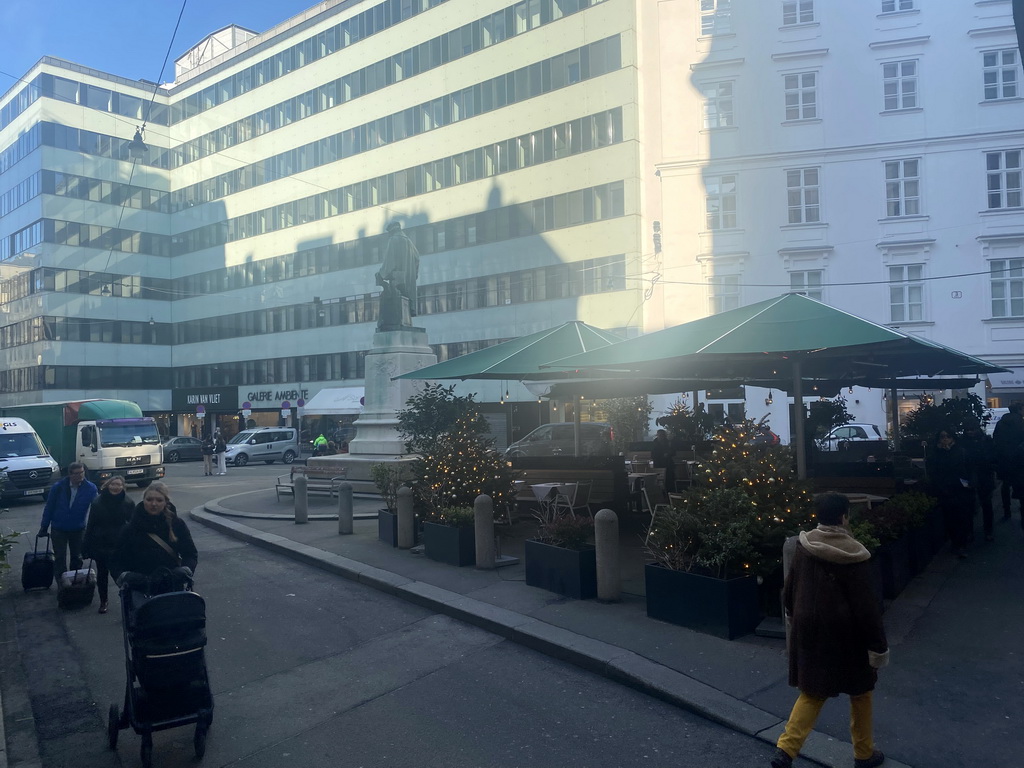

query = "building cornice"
690;57;746;72
967;25;1016;38
868;36;930;50
771;48;829;62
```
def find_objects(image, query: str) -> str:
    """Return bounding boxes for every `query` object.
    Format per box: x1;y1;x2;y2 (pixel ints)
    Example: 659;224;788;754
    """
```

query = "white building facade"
652;0;1024;437
0;0;665;442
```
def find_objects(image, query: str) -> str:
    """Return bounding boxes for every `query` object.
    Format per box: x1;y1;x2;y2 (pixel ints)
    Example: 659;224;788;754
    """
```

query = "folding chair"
568;481;592;517
552;483;579;517
644;485;682;545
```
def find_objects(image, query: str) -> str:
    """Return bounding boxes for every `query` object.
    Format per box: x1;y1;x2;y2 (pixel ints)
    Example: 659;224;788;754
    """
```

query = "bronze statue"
375;221;420;330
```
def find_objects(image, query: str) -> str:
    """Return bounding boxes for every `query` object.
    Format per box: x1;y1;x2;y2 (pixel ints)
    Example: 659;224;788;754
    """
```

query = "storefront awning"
303;387;364;415
988;368;1024;391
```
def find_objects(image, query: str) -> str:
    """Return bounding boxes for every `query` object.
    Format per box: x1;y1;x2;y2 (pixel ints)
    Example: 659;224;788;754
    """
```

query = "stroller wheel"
194;722;208;759
106;704;120;750
140;732;153;768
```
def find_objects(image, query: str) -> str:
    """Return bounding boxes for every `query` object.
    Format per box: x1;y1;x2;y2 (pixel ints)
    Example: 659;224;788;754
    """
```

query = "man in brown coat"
771;492;889;768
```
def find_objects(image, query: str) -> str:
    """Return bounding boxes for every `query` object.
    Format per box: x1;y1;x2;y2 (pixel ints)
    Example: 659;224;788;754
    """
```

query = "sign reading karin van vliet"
171;387;239;412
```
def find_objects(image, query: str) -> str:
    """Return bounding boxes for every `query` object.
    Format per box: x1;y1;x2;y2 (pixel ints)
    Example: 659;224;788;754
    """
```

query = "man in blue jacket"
38;462;98;574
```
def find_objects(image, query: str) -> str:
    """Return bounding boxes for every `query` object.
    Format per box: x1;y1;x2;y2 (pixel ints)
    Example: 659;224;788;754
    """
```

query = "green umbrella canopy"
397;321;624;381
545;294;1006;386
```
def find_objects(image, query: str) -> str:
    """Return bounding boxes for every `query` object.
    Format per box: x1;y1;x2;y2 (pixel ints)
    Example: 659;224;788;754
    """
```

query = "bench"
275;465;348;502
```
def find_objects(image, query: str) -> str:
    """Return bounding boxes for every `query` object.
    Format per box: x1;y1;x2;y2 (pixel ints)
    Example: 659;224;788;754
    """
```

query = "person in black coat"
82;475;134;613
926;429;974;557
650;429;676;492
962;422;997;541
111;482;198;585
991;402;1024;521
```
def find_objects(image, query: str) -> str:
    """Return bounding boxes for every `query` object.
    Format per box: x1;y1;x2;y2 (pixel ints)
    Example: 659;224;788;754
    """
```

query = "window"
784;72;817;120
883;60;918;111
701;81;735;129
987;150;1023;209
700;0;732;36
790;270;823;300
991;259;1024;317
709;274;740;313
786;168;820;224
984;49;1020;101
705;174;737;230
782;0;814;25
881;0;914;11
888;264;923;322
885;159;920;217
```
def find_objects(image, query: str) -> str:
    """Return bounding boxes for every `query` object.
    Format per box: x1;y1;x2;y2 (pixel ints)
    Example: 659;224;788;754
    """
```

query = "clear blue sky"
1;0;317;92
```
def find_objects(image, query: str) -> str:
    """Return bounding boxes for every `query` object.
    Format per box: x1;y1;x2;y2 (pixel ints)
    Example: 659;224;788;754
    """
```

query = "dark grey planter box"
877;537;912;599
644;563;760;640
378;509;398;547
524;539;597;599
423;521;475;567
906;525;933;575
926;507;946;554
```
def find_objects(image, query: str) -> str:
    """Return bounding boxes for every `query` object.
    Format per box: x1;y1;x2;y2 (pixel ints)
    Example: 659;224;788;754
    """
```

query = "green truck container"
0;399;164;487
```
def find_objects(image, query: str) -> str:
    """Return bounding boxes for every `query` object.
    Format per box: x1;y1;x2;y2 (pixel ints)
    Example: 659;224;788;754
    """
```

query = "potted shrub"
524;503;596;599
860;495;922;599
422;506;476;567
891;491;937;574
645;488;761;640
372;463;407;547
849;517;883;607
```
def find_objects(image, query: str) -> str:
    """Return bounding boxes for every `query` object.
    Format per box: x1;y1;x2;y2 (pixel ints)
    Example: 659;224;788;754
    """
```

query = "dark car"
504;422;613;458
161;436;204;463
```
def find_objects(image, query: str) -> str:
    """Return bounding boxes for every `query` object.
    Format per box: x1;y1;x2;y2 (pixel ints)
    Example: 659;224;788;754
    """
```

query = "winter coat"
201;437;215;456
82;489;134;561
214;436;226;454
784;526;888;699
992;411;1024;478
926;441;971;496
41;477;98;532
962;433;997;493
110;502;198;579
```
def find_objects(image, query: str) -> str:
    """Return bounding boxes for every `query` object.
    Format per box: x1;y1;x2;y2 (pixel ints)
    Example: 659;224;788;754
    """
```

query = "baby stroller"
107;567;213;767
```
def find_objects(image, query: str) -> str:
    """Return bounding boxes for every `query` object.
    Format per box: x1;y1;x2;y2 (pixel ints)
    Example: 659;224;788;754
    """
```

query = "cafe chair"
646;491;685;545
566;480;593;517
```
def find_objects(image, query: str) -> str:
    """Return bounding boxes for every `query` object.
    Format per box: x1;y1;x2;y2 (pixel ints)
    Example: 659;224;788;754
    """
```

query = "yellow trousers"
777;691;874;761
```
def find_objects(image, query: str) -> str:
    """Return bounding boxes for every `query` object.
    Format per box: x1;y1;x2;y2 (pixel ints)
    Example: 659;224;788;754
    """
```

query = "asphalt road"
1;462;792;768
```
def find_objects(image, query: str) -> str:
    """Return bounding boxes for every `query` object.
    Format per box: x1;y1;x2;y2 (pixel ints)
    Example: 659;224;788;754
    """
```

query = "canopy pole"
792;358;807;480
574;395;582;457
889;386;900;449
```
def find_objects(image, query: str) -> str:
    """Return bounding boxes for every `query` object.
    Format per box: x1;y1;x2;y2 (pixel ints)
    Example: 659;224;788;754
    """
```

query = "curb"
190;505;913;768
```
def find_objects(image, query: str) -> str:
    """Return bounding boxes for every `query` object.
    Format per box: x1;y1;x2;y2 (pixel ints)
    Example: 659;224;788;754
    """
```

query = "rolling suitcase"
21;534;55;591
58;560;97;609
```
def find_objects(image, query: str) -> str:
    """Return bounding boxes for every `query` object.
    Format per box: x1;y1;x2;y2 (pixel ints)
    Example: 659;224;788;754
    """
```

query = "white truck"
0;417;61;501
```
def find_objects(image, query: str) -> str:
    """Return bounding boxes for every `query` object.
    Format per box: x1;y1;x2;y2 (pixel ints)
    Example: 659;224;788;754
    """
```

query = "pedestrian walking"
771;492;888;768
38;462;98;575
214;430;227;475
81;475;134;613
201;434;215;476
991;402;1024;523
962;422;997;541
111;481;198;580
926;429;974;557
650;428;676;492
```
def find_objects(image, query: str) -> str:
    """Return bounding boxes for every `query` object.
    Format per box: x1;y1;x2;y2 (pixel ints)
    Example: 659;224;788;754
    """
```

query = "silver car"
224;428;299;466
505;422;613;458
818;423;884;451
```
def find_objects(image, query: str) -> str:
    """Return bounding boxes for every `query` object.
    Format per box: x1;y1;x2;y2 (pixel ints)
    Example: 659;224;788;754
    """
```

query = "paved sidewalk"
189;488;1024;768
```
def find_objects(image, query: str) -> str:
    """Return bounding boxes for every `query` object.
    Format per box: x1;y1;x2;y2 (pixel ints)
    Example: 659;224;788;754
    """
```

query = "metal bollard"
397;486;415;549
294;474;308;524
474;494;495;570
595;508;620;602
337;482;353;535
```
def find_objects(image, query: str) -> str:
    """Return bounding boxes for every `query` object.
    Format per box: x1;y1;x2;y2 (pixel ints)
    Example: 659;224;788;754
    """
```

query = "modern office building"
0;0;664;443
654;0;1024;436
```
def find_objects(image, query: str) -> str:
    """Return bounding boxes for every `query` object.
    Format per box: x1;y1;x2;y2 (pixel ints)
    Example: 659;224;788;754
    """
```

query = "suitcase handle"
68;559;95;585
34;534;53;555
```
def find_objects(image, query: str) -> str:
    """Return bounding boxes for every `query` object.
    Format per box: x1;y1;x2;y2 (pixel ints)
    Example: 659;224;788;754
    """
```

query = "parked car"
817;423;884;451
161;436;204;463
504;422;613;458
224;427;299;466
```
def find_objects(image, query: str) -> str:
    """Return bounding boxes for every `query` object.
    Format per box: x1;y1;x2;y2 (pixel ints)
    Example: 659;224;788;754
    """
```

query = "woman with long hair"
111;481;198;581
82;475;134;613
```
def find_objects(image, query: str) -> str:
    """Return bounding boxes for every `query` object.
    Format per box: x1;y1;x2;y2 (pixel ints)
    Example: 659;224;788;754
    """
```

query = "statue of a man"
375;221;420;322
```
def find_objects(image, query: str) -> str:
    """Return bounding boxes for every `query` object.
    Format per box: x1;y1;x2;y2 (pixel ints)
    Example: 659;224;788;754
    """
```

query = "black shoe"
770;748;794;768
854;750;885;768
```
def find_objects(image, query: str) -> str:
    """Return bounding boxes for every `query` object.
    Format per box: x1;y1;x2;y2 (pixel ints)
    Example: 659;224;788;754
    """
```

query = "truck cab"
78;416;164;487
0;418;61;501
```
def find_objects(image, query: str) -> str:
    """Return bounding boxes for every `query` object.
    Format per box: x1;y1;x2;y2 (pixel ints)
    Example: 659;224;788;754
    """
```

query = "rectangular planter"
423;521;475;567
378;509;398;547
926;507;946;555
644;563;760;640
867;554;885;611
524;539;597;600
877;537;913;600
906;525;933;575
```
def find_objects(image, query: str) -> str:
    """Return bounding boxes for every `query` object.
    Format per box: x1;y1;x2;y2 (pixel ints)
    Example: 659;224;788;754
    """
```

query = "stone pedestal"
347;327;436;456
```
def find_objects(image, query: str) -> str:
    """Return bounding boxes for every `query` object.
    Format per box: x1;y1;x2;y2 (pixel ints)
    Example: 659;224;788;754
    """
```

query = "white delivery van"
0;418;61;501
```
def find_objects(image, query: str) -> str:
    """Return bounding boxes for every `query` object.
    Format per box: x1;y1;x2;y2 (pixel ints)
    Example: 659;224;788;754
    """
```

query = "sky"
0;0;318;94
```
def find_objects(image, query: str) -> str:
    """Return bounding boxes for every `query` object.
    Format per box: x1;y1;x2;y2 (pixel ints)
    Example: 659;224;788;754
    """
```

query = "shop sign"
172;387;238;412
241;384;311;407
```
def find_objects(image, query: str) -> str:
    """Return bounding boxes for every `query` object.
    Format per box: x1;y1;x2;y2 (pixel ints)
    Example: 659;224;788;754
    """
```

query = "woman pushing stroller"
111;482;197;588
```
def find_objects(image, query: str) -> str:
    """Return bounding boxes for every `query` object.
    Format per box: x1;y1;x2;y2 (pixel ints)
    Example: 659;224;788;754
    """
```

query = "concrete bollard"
474;494;495;570
397;486;415;549
337;482;353;535
294;473;308;524
595;508;620;602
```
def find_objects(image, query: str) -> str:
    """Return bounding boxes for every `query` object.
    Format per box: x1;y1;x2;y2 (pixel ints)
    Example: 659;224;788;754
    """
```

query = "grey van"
224;428;298;466
504;422;613;458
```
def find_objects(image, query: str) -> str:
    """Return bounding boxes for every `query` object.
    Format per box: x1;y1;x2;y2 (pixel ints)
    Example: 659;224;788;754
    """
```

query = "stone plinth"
347;327;436;456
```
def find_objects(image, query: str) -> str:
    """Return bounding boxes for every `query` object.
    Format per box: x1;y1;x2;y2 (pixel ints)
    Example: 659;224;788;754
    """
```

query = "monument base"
308;454;417;496
347;326;436;457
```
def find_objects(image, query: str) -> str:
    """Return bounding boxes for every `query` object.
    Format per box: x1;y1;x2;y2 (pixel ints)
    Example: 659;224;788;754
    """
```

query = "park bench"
275;464;348;502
